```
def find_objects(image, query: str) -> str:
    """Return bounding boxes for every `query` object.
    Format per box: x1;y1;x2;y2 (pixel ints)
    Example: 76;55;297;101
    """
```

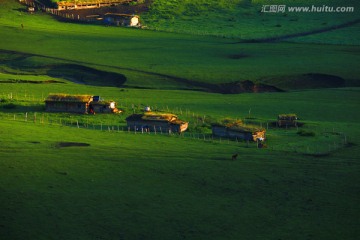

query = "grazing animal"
231;153;238;160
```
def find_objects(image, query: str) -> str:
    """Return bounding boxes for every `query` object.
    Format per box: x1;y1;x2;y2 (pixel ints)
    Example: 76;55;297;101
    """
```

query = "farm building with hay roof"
126;113;188;133
45;94;93;114
55;0;137;10
45;94;119;114
278;113;298;127
212;119;266;142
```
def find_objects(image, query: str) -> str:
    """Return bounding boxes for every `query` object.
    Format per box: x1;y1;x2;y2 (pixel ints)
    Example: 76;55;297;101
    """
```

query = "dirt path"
235;18;360;43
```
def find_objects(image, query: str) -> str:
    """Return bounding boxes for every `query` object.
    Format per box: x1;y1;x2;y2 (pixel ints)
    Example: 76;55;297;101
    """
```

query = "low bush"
297;129;316;137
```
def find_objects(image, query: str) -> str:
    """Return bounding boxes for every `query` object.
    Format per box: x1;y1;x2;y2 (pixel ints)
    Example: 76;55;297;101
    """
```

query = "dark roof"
278;114;298;120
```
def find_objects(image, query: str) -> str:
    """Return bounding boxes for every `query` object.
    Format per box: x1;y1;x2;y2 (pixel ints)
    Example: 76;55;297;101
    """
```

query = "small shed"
27;6;35;13
90;101;119;114
104;13;140;27
212;120;266;142
278;114;298;127
45;94;93;114
126;113;188;133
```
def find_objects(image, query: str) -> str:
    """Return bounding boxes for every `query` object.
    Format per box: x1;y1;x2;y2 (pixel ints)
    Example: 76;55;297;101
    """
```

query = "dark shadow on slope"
0;79;64;84
259;73;345;90
1;49;281;93
47;64;127;87
211;80;283;94
1;50;345;94
55;142;91;148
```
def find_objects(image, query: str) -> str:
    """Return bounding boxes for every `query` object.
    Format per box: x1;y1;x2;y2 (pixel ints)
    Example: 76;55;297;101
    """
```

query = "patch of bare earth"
55;142;90;147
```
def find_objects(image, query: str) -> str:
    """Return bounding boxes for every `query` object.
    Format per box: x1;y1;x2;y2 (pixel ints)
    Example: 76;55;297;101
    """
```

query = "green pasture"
0;81;359;158
1;112;359;239
143;0;360;40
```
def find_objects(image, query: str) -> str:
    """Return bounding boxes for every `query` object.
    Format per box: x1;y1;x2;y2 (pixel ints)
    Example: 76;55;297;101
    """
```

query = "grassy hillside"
143;0;360;42
0;0;359;89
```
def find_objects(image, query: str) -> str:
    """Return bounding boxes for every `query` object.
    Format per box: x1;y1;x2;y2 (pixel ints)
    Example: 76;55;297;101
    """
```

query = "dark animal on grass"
231;154;238;160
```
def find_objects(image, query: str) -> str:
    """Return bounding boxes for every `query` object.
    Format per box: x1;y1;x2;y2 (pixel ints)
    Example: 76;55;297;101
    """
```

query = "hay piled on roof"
213;118;264;133
45;94;92;103
142;112;177;122
126;112;186;124
278;114;298;120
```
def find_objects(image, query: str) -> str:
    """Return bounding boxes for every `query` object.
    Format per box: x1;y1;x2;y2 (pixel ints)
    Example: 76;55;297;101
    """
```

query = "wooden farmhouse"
126;113;188;133
45;94;93;114
55;0;136;10
277;114;298;127
45;94;119;114
212;121;266;142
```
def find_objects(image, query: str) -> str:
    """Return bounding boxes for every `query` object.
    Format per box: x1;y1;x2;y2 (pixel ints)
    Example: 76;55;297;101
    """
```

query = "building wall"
212;126;264;141
212;126;228;138
45;102;88;114
91;104;113;113
278;120;297;127
127;120;186;133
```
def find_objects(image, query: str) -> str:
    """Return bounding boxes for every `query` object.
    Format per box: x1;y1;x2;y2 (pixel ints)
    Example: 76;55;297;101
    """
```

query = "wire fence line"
0;93;350;154
0;111;258;147
0;111;350;155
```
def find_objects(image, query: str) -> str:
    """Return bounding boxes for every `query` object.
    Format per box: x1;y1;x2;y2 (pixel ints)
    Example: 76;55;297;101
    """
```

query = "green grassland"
1;0;360;88
1;0;360;239
1;82;359;239
143;0;360;41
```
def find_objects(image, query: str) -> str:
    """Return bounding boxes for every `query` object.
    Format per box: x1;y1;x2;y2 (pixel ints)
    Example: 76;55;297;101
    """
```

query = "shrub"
297;129;315;137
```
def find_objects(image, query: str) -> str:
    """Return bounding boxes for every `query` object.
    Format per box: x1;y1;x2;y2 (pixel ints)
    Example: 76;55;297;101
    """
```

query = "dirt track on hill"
235;18;360;43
